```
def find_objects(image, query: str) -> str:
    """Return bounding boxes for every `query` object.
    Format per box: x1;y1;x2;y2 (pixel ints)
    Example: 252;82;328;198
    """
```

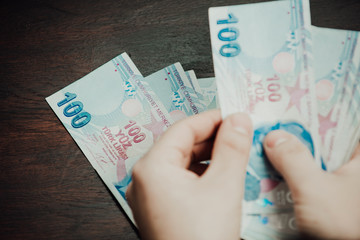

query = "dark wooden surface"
1;0;359;239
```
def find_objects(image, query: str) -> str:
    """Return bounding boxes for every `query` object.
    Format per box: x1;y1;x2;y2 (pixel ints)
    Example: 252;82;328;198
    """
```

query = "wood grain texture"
0;0;359;239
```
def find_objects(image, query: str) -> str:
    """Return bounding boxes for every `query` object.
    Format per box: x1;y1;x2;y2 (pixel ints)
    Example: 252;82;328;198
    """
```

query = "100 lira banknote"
209;0;321;238
144;63;202;121
46;53;174;223
313;26;360;171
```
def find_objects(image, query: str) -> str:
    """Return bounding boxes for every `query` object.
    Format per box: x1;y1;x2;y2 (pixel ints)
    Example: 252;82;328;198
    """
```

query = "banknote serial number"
216;13;240;57
57;92;92;128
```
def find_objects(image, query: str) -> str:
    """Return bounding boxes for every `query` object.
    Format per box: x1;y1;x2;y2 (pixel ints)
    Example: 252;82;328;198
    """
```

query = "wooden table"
1;0;359;239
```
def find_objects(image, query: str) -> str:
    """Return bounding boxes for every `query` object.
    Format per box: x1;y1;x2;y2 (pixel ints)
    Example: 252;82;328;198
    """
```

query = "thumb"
263;130;323;192
204;112;253;182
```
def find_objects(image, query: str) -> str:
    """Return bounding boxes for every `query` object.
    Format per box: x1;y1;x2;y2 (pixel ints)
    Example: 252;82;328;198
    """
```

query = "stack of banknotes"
46;0;360;239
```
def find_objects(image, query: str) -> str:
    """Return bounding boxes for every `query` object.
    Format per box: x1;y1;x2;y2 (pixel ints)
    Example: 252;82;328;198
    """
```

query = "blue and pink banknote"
46;53;218;223
209;0;360;239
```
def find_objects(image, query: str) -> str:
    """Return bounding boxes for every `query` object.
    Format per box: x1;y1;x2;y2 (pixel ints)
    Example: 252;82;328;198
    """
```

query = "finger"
204;112;253;181
125;181;134;209
145;109;222;168
190;138;215;163
350;141;360;160
263;130;323;191
188;162;209;176
335;141;360;176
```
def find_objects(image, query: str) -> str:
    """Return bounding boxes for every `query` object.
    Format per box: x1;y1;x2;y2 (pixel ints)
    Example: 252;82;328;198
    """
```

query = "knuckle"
131;160;145;181
274;137;310;164
225;131;252;155
276;136;303;154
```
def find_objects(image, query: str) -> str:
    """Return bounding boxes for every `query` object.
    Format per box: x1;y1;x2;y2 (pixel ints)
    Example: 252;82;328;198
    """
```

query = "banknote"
197;77;219;109
185;70;210;112
209;0;322;218
185;71;220;111
186;70;203;96
242;212;298;240
46;53;174;223
332;37;360;167
332;59;360;169
341;65;360;163
312;26;360;171
143;63;202;121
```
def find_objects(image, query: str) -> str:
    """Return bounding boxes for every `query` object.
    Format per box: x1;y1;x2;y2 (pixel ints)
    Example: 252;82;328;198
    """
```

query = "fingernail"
235;126;249;135
273;138;288;147
266;131;289;148
231;113;250;136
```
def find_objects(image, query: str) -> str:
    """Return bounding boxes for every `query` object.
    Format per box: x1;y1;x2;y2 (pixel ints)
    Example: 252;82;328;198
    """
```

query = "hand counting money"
47;0;360;239
209;0;359;239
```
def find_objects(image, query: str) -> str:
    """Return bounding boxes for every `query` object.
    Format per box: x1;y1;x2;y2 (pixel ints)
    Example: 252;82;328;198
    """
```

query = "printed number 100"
217;13;241;57
57;92;92;128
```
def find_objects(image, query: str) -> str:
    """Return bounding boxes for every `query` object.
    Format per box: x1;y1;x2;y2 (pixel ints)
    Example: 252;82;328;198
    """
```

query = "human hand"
264;130;360;239
126;110;253;240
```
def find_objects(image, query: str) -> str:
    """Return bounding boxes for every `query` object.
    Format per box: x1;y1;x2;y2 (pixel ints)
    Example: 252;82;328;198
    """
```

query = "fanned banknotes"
313;26;360;171
46;53;175;222
46;53;212;225
197;77;220;109
144;63;202;120
209;0;360;239
46;0;360;239
209;0;320;218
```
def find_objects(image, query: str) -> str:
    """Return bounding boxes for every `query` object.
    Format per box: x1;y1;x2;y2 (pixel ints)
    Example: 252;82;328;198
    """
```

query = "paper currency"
144;63;202;120
329;36;360;170
46;53;174;223
338;65;360;164
46;1;360;239
209;0;321;218
184;70;211;112
242;212;297;240
313;26;360;171
186;70;203;97
209;0;360;238
197;77;219;109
